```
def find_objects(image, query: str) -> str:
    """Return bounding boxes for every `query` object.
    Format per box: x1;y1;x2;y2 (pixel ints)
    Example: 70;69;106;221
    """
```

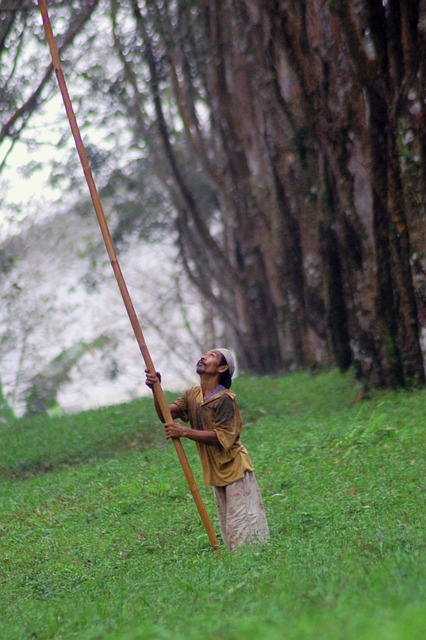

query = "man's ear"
217;365;228;375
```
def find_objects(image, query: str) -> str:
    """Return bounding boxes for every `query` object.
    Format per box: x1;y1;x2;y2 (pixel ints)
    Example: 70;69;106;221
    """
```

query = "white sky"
0;93;69;238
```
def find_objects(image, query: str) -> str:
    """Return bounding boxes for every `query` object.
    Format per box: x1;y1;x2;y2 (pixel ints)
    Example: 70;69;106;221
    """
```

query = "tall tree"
107;0;425;383
263;0;426;386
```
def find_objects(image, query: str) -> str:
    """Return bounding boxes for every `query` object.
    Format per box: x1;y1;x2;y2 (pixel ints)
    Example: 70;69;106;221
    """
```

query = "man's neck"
200;374;222;399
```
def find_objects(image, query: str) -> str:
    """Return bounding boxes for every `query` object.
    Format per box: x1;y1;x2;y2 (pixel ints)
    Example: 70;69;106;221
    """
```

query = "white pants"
213;471;269;550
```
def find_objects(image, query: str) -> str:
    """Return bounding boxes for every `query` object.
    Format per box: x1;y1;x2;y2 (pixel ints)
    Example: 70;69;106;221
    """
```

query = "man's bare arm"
145;370;183;422
151;396;182;422
164;421;219;445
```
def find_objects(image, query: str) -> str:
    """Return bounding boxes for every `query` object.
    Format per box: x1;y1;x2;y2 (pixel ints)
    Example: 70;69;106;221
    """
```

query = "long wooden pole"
37;0;219;552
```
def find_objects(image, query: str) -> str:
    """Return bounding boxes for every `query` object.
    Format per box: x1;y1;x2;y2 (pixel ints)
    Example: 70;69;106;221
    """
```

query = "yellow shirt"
173;387;253;487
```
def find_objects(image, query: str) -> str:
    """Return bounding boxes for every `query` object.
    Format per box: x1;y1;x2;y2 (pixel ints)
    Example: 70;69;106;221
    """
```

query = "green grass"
0;369;425;639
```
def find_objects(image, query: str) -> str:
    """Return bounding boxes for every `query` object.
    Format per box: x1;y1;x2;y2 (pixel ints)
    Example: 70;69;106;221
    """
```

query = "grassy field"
0;370;425;639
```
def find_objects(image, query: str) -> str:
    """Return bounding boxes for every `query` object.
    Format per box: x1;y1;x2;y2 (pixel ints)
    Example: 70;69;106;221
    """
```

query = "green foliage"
0;247;17;275
0;371;425;639
0;377;15;422
23;336;112;417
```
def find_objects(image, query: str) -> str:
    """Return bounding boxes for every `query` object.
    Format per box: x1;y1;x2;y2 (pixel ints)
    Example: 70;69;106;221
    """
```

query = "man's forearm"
153;395;165;422
152;397;181;423
180;426;219;446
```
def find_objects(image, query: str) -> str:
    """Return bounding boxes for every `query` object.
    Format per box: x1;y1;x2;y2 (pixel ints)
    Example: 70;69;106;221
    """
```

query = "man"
145;348;269;550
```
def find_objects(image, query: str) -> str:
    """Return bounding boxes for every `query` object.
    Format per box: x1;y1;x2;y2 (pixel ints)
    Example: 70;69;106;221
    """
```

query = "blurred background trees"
1;0;425;415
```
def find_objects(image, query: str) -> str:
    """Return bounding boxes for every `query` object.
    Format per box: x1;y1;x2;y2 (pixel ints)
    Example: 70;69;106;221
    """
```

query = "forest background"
1;0;425;418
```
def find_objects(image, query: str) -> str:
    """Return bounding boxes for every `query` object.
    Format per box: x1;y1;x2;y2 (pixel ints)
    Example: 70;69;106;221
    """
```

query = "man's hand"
145;369;161;389
164;421;187;439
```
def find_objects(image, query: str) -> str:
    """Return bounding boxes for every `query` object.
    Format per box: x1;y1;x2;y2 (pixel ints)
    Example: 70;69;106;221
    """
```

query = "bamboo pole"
37;0;220;552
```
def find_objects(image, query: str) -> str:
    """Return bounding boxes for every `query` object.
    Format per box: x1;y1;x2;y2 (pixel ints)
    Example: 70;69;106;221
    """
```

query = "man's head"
196;348;236;389
215;348;235;389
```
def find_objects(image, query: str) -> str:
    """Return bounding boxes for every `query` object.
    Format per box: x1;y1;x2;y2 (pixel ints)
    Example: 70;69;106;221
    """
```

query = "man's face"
196;350;227;376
